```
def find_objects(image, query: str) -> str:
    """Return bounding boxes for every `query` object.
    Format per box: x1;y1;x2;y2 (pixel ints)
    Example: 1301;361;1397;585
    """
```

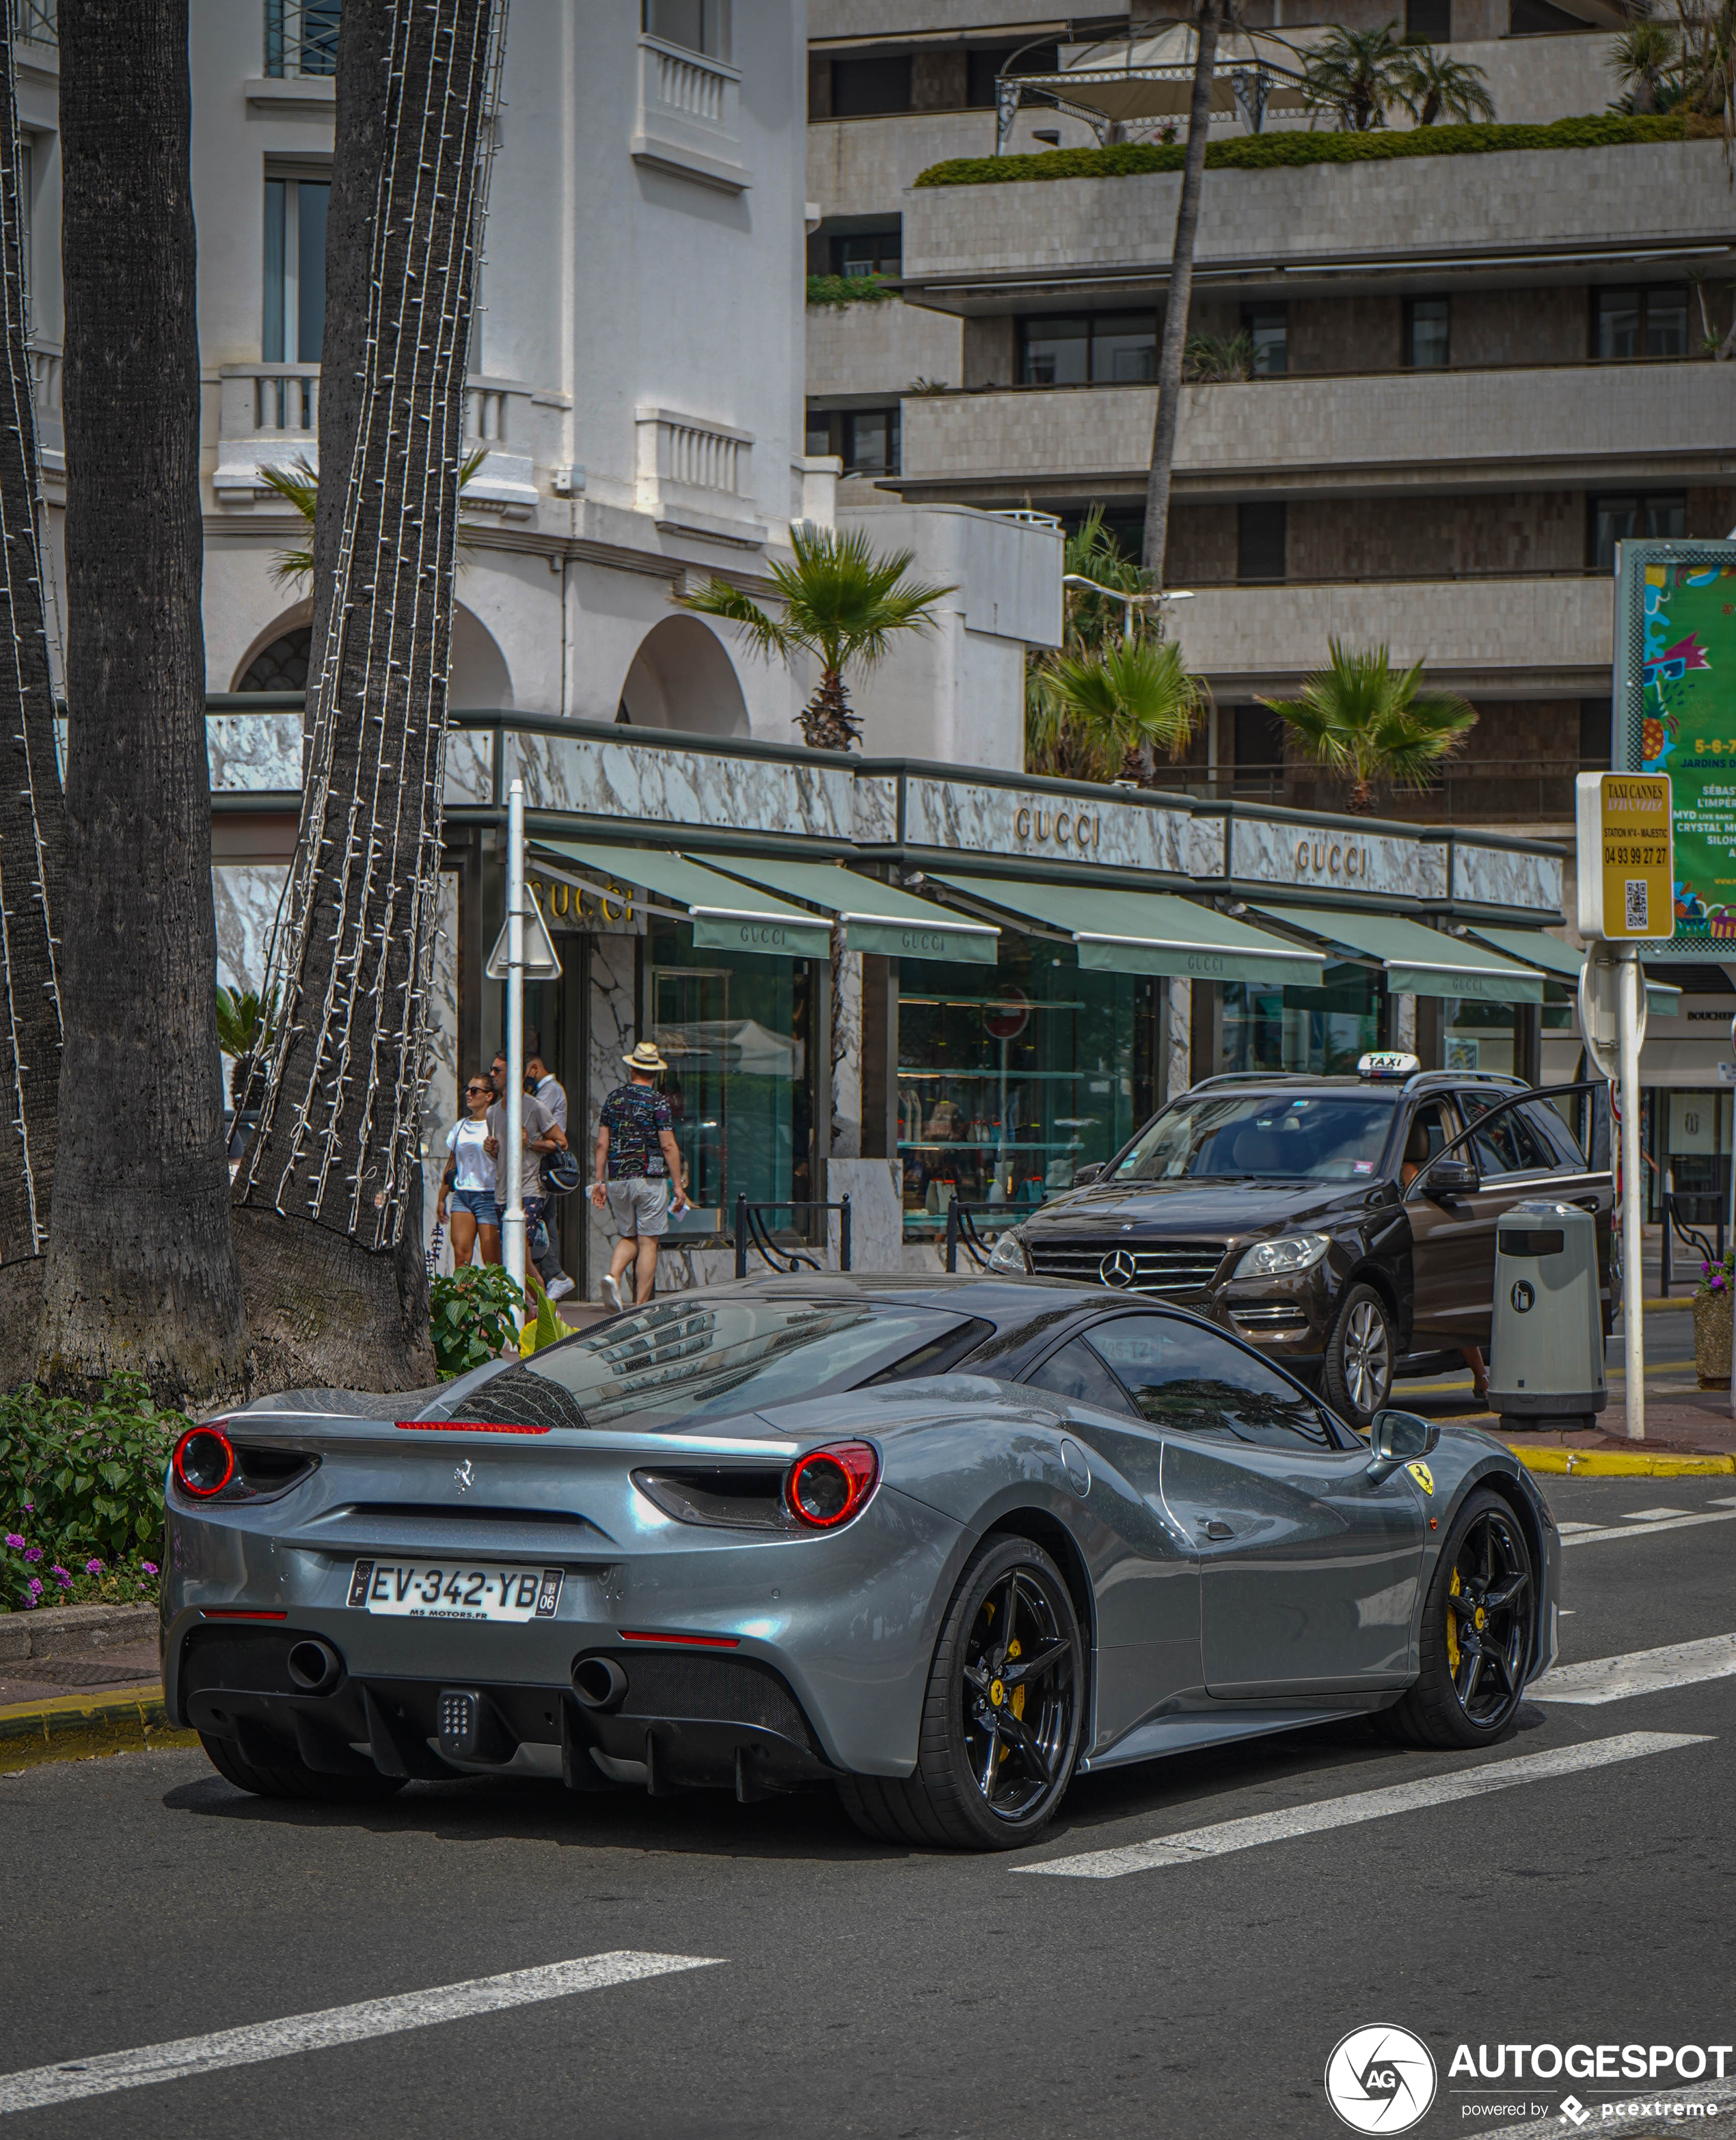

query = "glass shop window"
1219;965;1381;1076
1442;997;1517;1079
647;923;814;1230
896;940;1155;1241
1663;1088;1731;1230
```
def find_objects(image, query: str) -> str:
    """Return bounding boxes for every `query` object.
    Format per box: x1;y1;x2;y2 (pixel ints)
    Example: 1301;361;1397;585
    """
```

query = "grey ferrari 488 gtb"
162;1276;1560;1850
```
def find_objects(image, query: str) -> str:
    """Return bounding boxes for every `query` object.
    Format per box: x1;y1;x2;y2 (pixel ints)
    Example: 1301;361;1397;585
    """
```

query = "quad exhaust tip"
571;1655;629;1711
286;1638;342;1694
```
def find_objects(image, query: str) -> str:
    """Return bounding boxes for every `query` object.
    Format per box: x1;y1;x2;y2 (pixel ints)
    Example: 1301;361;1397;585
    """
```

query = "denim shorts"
450;1186;500;1228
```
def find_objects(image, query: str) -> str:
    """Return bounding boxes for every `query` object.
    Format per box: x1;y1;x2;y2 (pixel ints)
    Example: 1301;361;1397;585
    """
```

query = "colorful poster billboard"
1615;538;1736;953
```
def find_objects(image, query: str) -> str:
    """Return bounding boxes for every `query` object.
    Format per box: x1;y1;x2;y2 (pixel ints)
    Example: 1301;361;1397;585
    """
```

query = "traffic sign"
1575;771;1674;941
485;884;562;980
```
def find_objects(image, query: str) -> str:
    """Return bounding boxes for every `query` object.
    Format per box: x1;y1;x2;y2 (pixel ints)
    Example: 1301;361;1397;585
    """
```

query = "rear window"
450;1298;979;1432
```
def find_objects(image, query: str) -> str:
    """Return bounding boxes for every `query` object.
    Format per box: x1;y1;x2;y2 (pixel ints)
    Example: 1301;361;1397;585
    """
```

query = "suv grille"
1027;1241;1228;1297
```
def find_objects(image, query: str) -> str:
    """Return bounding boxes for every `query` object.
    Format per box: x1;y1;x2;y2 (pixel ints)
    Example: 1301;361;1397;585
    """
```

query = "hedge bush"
913;111;1720;187
806;273;896;307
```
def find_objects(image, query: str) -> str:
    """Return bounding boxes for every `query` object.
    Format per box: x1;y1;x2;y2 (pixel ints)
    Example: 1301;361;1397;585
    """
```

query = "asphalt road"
3;1472;1733;2140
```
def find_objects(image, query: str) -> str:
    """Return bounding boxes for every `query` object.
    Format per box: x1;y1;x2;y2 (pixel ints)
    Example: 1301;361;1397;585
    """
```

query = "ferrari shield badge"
1405;1460;1435;1496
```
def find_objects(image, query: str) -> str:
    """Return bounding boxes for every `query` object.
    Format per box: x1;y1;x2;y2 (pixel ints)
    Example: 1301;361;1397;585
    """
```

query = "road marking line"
1555;1520;1602;1534
0;1951;723;2115
1532;1632;1736;1705
1467;2077;1736;2139
1016;1732;1709;1882
1618;1504;1694;1520
1561;1507;1736;1547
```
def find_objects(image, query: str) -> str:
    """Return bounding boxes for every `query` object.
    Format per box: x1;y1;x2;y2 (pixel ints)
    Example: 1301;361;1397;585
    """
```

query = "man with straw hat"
591;1039;690;1310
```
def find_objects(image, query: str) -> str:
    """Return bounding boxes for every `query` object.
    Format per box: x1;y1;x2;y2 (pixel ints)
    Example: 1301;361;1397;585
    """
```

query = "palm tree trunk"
1141;0;1223;583
801;669;860;751
42;0;249;1401
0;29;68;1374
234;0;500;1391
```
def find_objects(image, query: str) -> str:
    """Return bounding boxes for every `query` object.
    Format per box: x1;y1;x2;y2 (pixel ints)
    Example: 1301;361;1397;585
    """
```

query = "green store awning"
1253;904;1543;1004
536;839;832;960
1463;923;1682;1016
934;876;1327;987
690;854;997;966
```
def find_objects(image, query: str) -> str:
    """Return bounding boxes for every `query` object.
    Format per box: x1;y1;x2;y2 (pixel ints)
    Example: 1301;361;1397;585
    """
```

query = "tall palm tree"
1395;44;1495;125
679;524;953;750
1142;0;1226;586
235;0;502;1392
0;25;67;1377
1301;23;1407;131
1260;640;1476;816
44;0;249;1400
1037;639;1208;785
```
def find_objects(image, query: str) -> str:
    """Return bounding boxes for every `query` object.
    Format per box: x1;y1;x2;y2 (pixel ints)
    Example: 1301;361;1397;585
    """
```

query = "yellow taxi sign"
1574;771;1674;942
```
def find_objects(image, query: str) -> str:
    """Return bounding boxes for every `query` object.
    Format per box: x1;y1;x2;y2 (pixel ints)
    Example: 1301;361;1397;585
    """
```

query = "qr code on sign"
1625;878;1649;932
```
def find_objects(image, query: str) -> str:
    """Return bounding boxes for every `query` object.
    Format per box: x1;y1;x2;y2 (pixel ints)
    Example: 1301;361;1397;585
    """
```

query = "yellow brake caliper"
1007;1638;1025;1720
1446;1569;1462;1677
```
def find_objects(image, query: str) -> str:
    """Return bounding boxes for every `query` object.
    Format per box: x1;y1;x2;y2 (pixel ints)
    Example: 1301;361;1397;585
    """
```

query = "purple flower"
85;1558;103;1575
22;1545;41;1563
141;1562;159;1577
3;1533;22;1549
25;1575;41;1599
50;1565;70;1587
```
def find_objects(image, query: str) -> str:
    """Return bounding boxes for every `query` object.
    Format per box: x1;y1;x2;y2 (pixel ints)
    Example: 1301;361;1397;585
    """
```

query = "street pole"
502;776;526;1323
1618;944;1645;1441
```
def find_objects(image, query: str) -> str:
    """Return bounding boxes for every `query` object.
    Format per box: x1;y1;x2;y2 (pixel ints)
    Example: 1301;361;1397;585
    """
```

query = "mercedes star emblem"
1100;1248;1139;1288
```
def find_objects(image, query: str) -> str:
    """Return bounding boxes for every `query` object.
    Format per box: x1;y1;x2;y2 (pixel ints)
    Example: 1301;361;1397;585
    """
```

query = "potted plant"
1694;1251;1733;1387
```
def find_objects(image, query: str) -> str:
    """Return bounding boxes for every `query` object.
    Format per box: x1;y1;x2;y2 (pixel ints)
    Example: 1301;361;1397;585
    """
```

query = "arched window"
236;626;312;693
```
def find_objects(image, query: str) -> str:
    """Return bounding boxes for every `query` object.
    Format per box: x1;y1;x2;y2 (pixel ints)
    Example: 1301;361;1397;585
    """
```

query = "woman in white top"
436;1072;502;1268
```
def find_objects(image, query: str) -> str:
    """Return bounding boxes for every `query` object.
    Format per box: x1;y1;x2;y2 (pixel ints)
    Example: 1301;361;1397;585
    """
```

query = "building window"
1588;491;1685;570
830;224;901;278
1406;0;1452;36
1579;698;1612;768
263;175;329;364
806;405;901;477
642;0;730;61
1243;304;1287;377
1404;295;1450;368
829;53;913;116
1232;704;1287;794
236;626;313;693
1019;311;1156;386
1237;500;1287;584
1220;968;1379;1076
264;0;341;80
1592;284;1688;360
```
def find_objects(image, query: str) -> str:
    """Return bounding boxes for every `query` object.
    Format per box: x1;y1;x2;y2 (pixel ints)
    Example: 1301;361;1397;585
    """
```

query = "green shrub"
806;273;896;307
913;111;1718;187
0;1373;183;1610
430;1265;526;1378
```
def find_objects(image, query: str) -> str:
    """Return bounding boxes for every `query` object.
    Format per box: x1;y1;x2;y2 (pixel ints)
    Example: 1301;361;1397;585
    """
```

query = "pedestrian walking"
487;1051;567;1298
436;1073;502;1269
591;1040;690;1311
525;1038;574;1299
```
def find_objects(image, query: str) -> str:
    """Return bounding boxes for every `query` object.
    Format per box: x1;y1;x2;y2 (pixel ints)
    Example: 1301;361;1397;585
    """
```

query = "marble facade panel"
832;947;862;1159
901;776;1220;877
443;729;494;807
827;1158;901;1273
208;714;301;791
211;863;287;995
505;732;855;841
1230;816;1450;903
1453;841;1564;915
1165;976;1191;1104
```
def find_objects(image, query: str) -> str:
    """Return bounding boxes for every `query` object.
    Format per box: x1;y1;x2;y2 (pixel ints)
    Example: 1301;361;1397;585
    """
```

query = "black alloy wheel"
837;1535;1083;1851
1385;1488;1534;1750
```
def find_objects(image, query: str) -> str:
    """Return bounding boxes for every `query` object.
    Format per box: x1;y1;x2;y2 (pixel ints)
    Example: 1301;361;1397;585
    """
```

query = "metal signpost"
485;778;562;1325
1575;769;1673;1440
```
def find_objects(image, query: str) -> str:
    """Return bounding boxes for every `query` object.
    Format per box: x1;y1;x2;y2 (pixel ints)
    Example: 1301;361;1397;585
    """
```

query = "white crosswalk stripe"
0;1951;724;2115
1016;1733;1710;1881
1532;1632;1736;1705
1560;1506;1736;1547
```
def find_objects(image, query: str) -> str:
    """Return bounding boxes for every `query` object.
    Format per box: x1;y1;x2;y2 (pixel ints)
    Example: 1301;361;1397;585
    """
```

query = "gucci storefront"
430;712;1569;1286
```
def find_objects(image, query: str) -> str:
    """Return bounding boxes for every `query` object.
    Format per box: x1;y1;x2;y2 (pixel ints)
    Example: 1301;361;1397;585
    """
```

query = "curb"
0;1685;196;1771
1505;1446;1736;1477
0;1600;157;1667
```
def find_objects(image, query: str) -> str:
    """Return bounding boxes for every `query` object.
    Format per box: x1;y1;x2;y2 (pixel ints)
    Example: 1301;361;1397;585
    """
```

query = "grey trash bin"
1488;1199;1607;1433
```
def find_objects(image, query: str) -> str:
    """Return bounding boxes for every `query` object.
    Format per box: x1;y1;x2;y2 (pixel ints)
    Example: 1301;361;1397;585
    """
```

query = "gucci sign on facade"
1292;835;1372;882
1012;804;1102;852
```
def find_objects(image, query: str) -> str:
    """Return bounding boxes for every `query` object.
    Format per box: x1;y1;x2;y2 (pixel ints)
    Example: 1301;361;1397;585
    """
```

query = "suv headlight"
1234;1232;1331;1279
987;1226;1031;1274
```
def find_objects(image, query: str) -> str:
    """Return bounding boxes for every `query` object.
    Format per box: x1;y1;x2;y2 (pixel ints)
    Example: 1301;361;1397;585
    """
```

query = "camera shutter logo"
1100;1248;1139;1288
1325;2024;1437;2133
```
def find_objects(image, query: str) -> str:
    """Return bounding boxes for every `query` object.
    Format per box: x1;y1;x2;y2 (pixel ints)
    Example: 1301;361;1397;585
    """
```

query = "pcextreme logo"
1325;2024;1438;2132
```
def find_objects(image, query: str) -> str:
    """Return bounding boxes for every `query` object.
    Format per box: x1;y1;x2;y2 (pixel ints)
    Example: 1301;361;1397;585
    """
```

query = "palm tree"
1395;44;1495;125
258;447;487;585
1037;640;1208;785
1142;0;1226;585
215;984;277;1109
1607;16;1685;112
236;0;500;1392
0;25;68;1375
679;524;953;751
1260;640;1476;816
1301;23;1407;131
44;0;249;1400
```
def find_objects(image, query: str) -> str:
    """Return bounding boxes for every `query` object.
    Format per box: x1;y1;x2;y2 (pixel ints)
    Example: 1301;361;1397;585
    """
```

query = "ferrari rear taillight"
172;1424;235;1499
394;1420;552;1435
785;1441;879;1530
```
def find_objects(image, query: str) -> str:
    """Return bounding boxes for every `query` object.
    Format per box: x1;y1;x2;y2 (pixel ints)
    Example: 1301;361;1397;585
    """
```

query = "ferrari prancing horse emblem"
453;1459;474;1493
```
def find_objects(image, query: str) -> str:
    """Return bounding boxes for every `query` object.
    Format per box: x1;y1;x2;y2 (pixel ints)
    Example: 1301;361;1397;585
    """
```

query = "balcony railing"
263;0;339;80
632;33;747;192
1145;758;1596;824
11;0;54;45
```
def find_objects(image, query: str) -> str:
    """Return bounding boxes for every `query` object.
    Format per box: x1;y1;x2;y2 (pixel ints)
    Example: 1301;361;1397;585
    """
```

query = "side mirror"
1071;1162;1105;1187
1372;1409;1440;1461
1424;1156;1479;1199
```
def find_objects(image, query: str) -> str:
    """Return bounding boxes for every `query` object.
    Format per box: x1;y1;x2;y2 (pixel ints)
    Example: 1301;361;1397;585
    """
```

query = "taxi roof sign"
1357;1051;1420;1080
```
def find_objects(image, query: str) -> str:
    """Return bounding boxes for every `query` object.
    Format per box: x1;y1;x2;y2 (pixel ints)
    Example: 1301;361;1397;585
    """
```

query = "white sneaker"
599;1273;622;1313
545;1275;575;1300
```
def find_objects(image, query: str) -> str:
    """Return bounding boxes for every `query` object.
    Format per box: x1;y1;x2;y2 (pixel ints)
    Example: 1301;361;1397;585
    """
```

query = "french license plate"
348;1560;564;1623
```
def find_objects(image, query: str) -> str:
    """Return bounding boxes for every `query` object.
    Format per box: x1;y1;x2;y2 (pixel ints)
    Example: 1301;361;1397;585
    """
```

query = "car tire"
1385;1489;1534;1750
1323;1282;1395;1428
835;1535;1083;1852
199;1729;408;1804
